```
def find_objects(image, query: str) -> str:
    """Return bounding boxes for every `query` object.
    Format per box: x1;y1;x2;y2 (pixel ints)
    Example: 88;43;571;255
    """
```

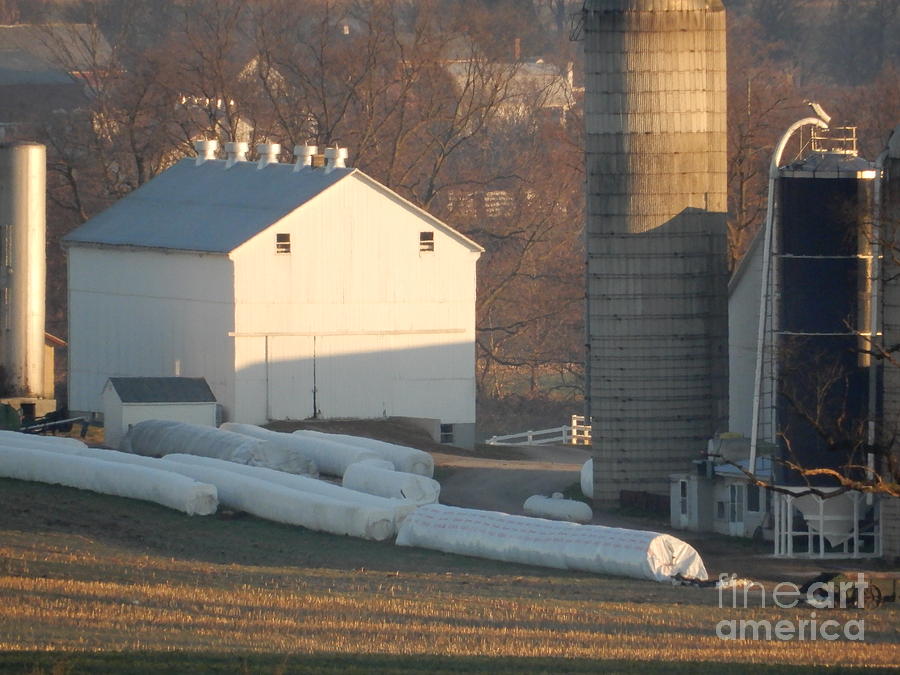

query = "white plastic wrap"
580;458;594;499
0;430;87;450
226;425;384;477
14;439;202;475
343;462;440;504
165;453;418;527
0;443;218;515
396;504;708;583
219;423;322;476
122;420;315;475
352;457;395;471
248;438;318;476
524;495;593;523
158;457;395;541
295;430;434;477
123;420;257;459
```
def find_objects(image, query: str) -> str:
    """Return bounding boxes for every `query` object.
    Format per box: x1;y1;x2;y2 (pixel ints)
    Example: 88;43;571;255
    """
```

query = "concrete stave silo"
583;0;729;505
0;142;46;399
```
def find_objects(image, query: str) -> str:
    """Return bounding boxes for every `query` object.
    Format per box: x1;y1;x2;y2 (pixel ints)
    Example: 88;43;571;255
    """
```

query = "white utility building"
101;376;218;449
64;144;483;447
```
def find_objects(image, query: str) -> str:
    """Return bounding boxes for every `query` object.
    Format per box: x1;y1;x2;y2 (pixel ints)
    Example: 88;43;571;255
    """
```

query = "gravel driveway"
434;444;591;515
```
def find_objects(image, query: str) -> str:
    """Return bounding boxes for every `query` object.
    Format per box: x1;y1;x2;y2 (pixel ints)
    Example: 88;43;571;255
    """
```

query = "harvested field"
0;477;898;673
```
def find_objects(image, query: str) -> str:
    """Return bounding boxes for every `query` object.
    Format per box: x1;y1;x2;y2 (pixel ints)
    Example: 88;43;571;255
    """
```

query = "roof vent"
256;143;281;169
194;139;218;165
293;144;317;171
324;146;348;172
224;141;248;168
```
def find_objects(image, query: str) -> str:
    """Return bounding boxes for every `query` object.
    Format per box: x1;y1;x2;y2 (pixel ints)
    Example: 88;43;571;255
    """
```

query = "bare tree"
726;14;805;266
0;0;19;23
27;0;588;409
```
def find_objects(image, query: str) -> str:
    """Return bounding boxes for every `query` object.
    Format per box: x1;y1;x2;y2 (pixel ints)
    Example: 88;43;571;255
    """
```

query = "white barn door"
267;336;316;420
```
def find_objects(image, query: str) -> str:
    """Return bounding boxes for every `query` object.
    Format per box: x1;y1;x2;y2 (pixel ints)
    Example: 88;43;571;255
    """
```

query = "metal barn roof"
64;159;483;254
106;377;216;404
65;160;352;253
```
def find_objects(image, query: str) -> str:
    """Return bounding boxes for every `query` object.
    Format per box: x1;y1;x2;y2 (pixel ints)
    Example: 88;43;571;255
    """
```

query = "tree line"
4;0;584;416
1;0;896;429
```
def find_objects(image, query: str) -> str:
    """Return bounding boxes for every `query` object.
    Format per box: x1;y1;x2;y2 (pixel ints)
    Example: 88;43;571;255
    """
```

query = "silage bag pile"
158;456;395;540
222;422;376;477
165;453;419;529
123;420;316;475
396;504;708;583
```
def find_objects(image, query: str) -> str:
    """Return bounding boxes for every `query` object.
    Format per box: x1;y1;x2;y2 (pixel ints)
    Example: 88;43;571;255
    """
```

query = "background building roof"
64;160;354;253
107;377;216;403
64;158;483;254
0;24;112;86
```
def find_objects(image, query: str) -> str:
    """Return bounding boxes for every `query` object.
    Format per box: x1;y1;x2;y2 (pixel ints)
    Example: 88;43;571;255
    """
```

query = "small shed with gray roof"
101;376;218;449
65;143;483;448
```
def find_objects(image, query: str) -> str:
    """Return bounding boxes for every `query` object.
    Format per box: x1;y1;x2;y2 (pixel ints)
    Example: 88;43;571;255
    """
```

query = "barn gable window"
276;232;291;254
419;231;434;252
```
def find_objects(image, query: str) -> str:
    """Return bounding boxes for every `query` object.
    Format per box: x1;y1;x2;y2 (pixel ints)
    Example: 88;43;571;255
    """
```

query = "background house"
444;57;575;128
64;143;483;447
0;23;111;137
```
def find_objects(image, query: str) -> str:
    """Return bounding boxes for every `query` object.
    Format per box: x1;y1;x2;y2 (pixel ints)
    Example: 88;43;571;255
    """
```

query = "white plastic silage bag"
524;495;593;523
294;430;434;477
278;429;391;476
342;462;440;504
165;453;419;527
0;429;87;450
0;443;218;516
219;423;321;476
580;458;594;499
122;420;314;475
159;457;396;541
396;504;708;583
122;420;256;461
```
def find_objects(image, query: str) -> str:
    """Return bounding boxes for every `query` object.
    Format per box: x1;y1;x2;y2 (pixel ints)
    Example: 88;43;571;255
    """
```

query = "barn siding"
230;174;478;426
68;247;235;416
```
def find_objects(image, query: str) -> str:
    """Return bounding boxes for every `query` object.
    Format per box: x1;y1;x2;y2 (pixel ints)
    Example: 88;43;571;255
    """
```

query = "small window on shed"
440;423;454;444
276;233;291;254
419;231;434;252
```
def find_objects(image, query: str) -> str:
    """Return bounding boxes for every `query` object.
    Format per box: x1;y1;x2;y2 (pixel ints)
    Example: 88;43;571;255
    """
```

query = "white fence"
486;415;591;447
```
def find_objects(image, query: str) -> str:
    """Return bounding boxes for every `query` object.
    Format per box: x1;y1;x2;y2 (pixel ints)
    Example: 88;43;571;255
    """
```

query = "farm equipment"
0;403;89;437
800;571;898;609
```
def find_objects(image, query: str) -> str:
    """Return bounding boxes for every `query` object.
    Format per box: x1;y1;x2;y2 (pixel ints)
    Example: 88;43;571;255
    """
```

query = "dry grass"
0;479;897;672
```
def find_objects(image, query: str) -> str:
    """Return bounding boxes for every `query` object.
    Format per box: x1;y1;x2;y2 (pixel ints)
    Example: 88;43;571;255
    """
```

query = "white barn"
64;147;483;446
